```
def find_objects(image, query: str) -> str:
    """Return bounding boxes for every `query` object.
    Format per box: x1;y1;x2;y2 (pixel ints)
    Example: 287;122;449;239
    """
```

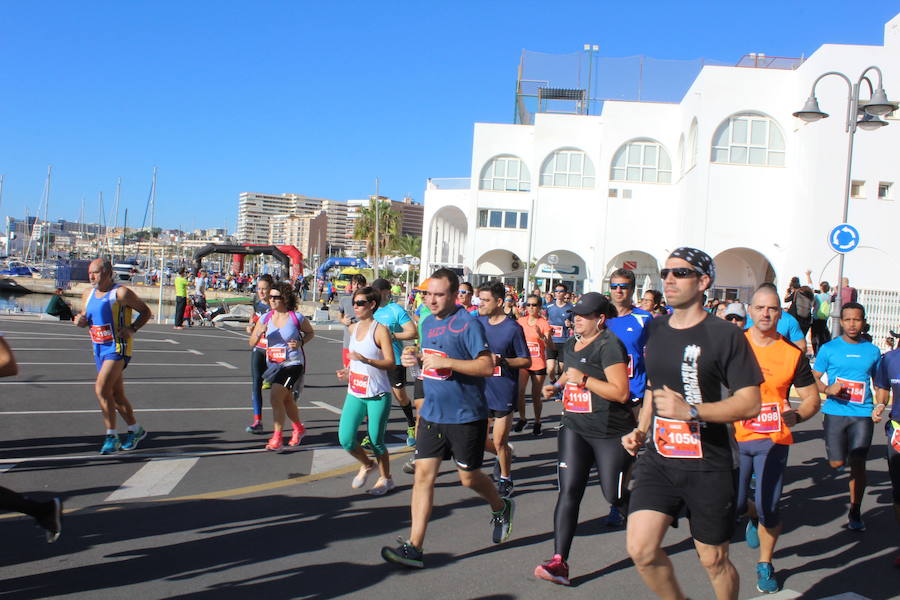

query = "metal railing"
856;288;900;346
427;178;471;190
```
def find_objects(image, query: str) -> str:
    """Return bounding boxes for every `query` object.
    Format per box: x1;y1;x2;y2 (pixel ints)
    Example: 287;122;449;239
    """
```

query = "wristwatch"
688;404;700;421
581;374;590;388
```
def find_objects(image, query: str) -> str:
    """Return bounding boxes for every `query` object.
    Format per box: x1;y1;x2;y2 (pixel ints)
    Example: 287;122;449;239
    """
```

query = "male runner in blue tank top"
75;258;153;455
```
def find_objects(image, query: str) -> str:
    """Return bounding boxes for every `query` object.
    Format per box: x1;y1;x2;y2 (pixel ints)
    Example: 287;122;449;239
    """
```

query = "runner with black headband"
622;247;763;600
533;292;632;586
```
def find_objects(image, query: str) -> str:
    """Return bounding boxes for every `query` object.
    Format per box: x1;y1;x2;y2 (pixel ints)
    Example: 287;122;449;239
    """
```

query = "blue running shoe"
756;562;778;593
606;505;625;527
121;427;147;451
746;519;760;549
100;434;121;455
848;517;866;531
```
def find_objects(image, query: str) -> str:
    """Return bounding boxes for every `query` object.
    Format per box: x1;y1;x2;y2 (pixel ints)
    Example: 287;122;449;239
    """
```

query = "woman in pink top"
515;295;555;433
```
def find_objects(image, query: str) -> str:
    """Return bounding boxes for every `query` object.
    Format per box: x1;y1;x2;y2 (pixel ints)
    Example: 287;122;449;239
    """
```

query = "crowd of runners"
3;250;900;600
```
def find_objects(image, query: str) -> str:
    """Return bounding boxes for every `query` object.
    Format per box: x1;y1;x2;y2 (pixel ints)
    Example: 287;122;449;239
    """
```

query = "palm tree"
353;197;400;263
392;235;421;257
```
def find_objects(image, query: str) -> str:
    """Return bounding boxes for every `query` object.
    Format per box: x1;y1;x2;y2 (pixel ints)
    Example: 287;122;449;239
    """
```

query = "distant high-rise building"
392;196;424;238
236;192;330;245
320;199;349;254
269;211;328;260
344;199;369;257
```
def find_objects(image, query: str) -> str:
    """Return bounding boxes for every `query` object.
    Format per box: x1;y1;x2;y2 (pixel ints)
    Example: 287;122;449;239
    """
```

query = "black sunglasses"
725;314;745;322
353;300;370;306
526;303;540;307
268;294;283;300
609;283;630;290
660;267;701;279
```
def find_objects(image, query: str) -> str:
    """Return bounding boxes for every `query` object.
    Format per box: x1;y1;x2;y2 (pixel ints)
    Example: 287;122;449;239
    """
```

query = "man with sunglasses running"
623;247;762;600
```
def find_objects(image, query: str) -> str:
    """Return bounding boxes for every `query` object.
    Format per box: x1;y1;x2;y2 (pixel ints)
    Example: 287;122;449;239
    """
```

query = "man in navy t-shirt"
382;269;515;569
546;283;574;382
477;281;530;499
874;345;900;566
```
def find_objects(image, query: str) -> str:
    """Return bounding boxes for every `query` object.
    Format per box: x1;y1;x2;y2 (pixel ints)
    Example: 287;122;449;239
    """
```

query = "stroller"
189;294;225;327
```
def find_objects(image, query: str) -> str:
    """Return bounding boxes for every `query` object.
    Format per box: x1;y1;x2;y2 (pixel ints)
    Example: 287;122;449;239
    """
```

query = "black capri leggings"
553;425;634;559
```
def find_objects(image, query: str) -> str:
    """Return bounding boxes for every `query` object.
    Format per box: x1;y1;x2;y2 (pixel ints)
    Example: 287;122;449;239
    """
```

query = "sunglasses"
526;303;540;307
725;314;745;322
269;295;283;300
458;290;471;295
352;300;370;307
609;283;630;290
660;267;701;279
554;290;566;294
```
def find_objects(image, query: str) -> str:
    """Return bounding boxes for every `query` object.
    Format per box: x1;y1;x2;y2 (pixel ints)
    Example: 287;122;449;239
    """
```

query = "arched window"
610;139;672;183
479;155;531;192
711;113;785;166
687;119;698;169
539;148;595;189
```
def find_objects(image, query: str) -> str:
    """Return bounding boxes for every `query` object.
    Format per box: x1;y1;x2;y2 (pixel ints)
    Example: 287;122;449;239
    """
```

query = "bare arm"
784;383;822;426
118;287;153;335
299;318;315;345
394;320;417;342
873;386;891;423
74;289;92;327
422;350;494;377
504;356;531;369
812;369;841;396
654;384;762;422
248;319;267;347
622;388;654;455
0;337;18;377
565;364;630;404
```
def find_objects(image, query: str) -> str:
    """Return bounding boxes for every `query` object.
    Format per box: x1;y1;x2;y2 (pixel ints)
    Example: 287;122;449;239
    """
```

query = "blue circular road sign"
828;223;860;254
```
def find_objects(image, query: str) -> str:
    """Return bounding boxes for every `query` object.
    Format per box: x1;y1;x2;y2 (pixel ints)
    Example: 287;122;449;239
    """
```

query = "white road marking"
310;442;410;474
187;348;203;355
0;405;337;415
106;458;199;501
314;335;343;344
0;448;269;464
745;591;801;600
310;401;342;414
2;335;179;344
11;348;202;354
15;362;240;368
216;361;238;370
0;381;250;386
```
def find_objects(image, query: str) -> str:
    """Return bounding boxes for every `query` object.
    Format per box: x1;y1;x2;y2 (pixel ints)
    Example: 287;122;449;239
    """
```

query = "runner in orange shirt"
735;283;821;593
515;295;554;433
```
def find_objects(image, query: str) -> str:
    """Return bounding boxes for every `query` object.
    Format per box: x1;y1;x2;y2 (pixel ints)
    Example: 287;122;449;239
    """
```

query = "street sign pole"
827;223;860;337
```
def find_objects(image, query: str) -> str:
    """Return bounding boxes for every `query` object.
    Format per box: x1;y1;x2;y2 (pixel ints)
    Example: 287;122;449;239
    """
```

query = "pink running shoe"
535;554;570;586
265;432;284;451
288;423;306;447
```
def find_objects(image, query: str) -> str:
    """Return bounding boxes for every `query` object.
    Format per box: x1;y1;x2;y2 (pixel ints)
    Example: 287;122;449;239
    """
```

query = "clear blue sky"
1;1;897;232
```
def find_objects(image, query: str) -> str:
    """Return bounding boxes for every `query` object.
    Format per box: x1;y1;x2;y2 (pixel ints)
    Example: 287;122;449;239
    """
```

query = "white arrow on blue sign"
828;223;860;254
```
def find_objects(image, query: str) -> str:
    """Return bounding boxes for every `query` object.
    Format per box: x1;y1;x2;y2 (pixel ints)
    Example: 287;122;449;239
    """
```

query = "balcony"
427;178;471;190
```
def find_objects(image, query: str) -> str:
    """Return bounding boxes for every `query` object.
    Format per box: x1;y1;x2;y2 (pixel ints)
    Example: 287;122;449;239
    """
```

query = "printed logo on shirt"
681;344;702;405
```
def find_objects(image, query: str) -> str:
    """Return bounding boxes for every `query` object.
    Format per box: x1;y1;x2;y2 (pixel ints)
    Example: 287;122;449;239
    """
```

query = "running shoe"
261;381;272;390
497;478;514;499
746;518;760;549
100;434;121;455
381;537;424;568
265;432;284;451
532;422;543;437
534;554;570;586
246;420;264;434
605;505;625;527
36;497;63;543
406;426;416;447
360;435;374;452
121;427;147;451
755;561;779;593
368;477;396;496
491;498;515;543
402;456;416;475
847;516;866;531
513;418;528;433
352;463;376;489
287;423;305;447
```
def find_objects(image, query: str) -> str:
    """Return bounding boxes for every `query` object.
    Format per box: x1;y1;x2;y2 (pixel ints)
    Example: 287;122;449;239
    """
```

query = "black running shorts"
415;418;488;471
629;456;737;546
388;365;407;389
823;414;874;464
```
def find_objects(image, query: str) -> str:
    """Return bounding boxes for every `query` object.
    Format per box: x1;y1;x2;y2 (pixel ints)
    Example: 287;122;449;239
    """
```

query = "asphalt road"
0;316;896;600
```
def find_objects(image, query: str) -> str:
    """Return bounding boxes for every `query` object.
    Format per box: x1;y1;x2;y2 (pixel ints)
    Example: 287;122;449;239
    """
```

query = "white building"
236;192;330;245
422;14;900;310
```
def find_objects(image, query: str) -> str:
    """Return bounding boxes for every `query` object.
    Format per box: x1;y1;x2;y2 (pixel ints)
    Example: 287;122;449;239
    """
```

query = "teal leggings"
338;392;392;456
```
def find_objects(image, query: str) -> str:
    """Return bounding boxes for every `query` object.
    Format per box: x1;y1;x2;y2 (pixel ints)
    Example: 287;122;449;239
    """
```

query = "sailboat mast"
43;166;51;262
113;177;121;260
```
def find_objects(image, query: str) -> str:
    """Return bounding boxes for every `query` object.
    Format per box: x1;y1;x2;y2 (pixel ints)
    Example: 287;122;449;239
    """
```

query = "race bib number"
891;422;900;454
89;325;113;344
349;371;369;396
627;354;634;378
527;341;541;358
266;346;287;363
835;377;866;404
562;382;592;413
492;354;502;377
654;416;703;459
422;348;451;380
551;325;564;338
743;403;782;434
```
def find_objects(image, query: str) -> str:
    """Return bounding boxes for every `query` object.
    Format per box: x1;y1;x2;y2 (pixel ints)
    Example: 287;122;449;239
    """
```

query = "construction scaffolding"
514;49;804;125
